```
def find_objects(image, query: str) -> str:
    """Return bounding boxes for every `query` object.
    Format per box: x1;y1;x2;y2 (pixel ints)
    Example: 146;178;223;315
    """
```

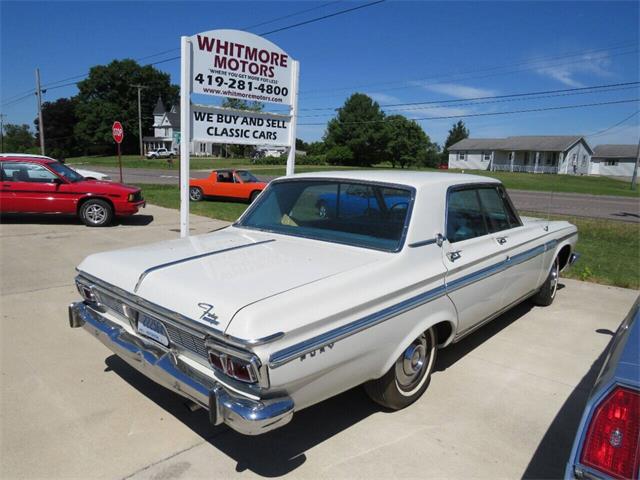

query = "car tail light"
580;386;640;479
208;350;258;384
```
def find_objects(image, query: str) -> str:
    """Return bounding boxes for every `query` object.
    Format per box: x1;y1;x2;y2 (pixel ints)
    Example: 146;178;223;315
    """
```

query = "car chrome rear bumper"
68;301;294;435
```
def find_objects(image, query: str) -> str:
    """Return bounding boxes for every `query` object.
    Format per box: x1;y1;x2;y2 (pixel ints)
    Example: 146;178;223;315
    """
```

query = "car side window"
477;187;520;232
1;162;57;183
446;188;488;242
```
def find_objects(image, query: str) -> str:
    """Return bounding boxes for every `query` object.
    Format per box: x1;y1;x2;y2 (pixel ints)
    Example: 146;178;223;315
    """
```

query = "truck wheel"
364;327;437;410
189;187;203;202
79;199;113;227
249;190;260;203
531;256;560;306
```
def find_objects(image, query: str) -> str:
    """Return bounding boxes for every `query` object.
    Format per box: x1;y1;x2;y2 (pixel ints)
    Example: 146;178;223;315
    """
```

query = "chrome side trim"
269;238;559;369
76;271;285;348
134;239;276;292
269;284;448;368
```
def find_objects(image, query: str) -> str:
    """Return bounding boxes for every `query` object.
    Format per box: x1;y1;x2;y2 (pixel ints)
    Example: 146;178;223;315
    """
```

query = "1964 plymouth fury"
69;171;579;435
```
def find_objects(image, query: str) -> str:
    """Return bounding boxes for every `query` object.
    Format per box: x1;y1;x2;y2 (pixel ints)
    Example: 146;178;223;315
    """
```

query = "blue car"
565;297;640;480
316;183;410;219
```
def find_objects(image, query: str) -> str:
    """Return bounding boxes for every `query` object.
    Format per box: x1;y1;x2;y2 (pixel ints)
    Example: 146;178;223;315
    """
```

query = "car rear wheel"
189;187;203;202
532;256;560;306
364;327;437;410
79;199;113;227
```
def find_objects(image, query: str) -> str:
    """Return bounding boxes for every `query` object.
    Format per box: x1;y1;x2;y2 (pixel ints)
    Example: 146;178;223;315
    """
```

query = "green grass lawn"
72;155;639;197
143;184;639;289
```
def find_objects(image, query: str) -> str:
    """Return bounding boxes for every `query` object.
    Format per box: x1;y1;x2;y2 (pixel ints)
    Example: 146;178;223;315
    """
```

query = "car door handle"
496;236;508;245
447;250;462;262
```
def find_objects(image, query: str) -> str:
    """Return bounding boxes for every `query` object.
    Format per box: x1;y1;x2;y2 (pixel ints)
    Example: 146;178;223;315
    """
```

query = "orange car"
189;169;268;203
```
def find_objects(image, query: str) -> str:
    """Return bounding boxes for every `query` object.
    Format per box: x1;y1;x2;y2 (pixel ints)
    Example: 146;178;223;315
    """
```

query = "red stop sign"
112;121;124;144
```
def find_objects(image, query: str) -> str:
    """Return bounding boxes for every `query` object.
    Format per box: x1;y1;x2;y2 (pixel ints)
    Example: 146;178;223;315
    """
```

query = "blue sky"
1;1;639;146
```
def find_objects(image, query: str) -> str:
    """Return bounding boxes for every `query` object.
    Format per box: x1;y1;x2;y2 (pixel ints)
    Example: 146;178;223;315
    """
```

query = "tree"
2;124;35;153
295;138;309;151
220;97;265;157
306;141;326;155
381;115;432;168
74;59;179;155
221;97;264;111
442;120;469;164
324;93;386;166
34;98;78;159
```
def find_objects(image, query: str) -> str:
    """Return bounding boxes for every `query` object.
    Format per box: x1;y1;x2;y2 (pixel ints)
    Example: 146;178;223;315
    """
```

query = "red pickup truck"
0;154;145;226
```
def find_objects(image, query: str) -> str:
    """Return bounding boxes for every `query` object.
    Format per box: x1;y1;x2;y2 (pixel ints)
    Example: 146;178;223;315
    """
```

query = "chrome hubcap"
395;334;428;391
190;188;201;200
550;258;559;298
86;205;106;224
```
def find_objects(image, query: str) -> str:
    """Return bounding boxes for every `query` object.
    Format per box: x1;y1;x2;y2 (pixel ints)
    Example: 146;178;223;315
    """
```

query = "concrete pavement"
0;207;637;479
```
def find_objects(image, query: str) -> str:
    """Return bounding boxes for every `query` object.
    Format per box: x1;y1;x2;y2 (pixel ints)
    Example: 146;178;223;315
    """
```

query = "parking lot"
1;205;637;479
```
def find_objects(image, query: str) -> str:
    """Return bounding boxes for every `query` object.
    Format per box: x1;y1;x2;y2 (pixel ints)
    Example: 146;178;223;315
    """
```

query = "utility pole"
631;136;639;190
35;68;45;155
131;84;148;158
0;113;6;152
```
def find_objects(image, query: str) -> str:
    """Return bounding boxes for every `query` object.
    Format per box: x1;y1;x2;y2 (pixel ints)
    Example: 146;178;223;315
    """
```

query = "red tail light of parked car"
580;386;640;479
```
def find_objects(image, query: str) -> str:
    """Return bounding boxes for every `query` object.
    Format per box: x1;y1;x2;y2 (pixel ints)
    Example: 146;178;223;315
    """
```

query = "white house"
448;136;593;175
143;97;224;157
589;144;638;178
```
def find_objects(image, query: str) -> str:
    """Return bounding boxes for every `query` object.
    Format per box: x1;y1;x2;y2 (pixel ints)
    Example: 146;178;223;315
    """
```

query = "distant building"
448;136;593;175
589;144;638;178
143;97;224;156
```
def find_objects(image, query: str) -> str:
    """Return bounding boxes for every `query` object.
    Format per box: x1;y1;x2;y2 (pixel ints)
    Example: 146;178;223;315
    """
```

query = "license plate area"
136;313;169;347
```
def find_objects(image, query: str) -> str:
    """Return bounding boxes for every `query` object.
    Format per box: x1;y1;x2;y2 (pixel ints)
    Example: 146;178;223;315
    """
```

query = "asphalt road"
1;205;637;479
90;166;640;223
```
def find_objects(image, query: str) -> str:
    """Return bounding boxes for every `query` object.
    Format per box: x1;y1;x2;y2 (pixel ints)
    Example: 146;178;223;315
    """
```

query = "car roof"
287;170;501;189
0;153;57;164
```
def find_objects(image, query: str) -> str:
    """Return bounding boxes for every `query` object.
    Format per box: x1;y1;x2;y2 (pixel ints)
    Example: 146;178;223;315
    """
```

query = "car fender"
375;296;458;379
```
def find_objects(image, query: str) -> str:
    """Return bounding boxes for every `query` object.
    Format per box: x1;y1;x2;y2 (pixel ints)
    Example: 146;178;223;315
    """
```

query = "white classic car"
69;171;579;435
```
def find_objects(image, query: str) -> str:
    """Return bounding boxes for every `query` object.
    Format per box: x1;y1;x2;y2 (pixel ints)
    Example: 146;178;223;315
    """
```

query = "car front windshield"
236;170;260;183
237;180;413;251
48;162;84;182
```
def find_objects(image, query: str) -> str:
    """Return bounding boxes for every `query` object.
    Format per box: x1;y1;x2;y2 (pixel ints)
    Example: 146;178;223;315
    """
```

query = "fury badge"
197;303;219;325
300;343;334;361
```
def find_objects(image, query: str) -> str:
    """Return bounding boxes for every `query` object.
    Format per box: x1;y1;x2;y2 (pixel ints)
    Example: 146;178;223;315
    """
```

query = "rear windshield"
237;180;413;251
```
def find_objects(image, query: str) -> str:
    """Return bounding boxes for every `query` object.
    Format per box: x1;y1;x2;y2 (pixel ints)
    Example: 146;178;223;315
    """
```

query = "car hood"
77;226;383;333
74;179;139;193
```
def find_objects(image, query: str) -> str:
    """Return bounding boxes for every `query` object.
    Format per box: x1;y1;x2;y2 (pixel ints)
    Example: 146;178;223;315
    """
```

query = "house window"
605;160;618;166
458;152;466;160
523;152;530;165
200;143;207;153
581;154;587;167
483;152;491;161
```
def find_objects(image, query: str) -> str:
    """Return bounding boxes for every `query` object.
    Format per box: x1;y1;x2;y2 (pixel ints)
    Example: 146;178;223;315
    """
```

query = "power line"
37;1;369;91
259;0;385;35
298;98;640;125
295;81;640;115
587;110;640;137
299;41;638;96
243;1;343;30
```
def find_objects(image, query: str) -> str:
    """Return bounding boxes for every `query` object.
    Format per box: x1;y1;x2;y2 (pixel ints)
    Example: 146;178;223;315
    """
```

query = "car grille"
97;291;207;358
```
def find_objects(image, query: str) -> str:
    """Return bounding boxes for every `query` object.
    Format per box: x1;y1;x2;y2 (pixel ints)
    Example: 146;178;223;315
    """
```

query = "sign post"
112;121;124;183
179;29;299;238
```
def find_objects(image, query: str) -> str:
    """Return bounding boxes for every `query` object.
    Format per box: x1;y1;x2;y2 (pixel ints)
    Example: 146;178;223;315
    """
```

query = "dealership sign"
178;29;299;237
191;105;290;146
191;29;292;106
